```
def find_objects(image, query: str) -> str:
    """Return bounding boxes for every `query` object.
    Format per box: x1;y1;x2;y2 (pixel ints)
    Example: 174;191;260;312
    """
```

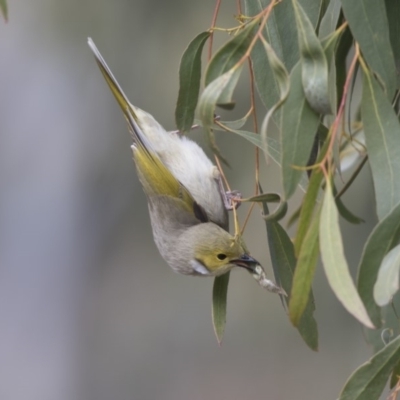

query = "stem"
208;0;222;61
335;155;368;199
319;44;359;180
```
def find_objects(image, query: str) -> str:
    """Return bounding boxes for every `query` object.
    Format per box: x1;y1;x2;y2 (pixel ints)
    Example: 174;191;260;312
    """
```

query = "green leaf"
374;244;400;307
339;335;400;400
361;69;400;220
290;208;320;326
341;0;397;99
293;0;331;114
260;38;290;164
212;272;230;345
199;68;240;128
357;201;400;327
245;0;299;109
198;66;243;165
298;0;325;29
320;183;374;328
280;62;320;199
262;189;318;351
294;123;329;256
335;195;365;225
219;115;249;130
385;0;400;87
0;0;7;22
318;0;341;39
294;166;323;256
263;201;288;222
175;32;210;133
205;20;257;86
211;126;282;167
244;193;281;203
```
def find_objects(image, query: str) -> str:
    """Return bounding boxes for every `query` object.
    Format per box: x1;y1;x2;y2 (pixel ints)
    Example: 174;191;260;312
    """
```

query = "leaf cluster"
174;1;400;398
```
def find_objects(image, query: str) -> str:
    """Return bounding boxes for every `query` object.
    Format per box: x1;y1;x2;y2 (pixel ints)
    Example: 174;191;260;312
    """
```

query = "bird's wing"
125;109;208;223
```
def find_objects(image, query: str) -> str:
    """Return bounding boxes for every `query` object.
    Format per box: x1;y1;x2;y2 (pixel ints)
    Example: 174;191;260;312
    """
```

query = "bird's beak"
232;254;260;273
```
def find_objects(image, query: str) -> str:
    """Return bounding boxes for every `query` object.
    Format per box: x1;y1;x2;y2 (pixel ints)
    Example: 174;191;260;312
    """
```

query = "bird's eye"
217;253;227;260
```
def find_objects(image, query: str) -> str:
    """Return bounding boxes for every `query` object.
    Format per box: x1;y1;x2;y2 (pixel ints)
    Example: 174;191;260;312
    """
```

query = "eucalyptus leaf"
219;115;249;130
298;0;325;29
262;193;318;351
263;201;288;222
320;184;374;328
244;193;281;203
212;272;230;345
205;20;257;86
339;335;400;400
318;0;341;39
373;245;400;307
280;62;320;199
294;166;323;256
293;0;331;114
358;201;400;327
175;32;210;133
341;0;397;99
260;38;290;164
212;126;282;168
335;195;364;225
361;69;400;221
245;0;299;80
290;208;320;326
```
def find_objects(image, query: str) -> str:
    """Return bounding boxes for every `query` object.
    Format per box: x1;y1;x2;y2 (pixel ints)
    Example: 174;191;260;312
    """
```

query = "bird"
88;38;285;292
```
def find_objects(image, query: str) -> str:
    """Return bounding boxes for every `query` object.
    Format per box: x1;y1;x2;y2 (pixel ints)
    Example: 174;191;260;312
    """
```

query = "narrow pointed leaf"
374;245;400;307
245;0;298;107
320;184;374;328
335;195;364;225
262;189;318;351
361;69;400;220
341;0;397;99
212;127;282;167
294;167;323;255
339;335;400;400
318;0;341;38
175;32;210;133
298;0;325;29
212;272;230;345
293;0;331;114
260;39;290;164
199;67;242;128
280;62;320;199
290;208;320;326
205;20;257;86
244;193;281;203
219;115;249;130
358;201;400;327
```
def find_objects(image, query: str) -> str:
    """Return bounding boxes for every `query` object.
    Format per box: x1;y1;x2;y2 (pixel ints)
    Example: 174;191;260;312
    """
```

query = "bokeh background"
0;1;379;399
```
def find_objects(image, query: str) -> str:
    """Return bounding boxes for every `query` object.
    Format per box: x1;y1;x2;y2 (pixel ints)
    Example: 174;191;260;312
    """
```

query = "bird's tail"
88;38;139;135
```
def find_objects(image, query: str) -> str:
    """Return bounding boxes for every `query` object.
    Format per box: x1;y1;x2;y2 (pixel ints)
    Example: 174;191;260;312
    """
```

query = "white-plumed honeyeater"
88;38;285;293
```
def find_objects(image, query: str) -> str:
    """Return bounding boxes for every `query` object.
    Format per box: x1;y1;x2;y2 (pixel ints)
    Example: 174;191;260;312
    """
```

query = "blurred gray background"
0;1;378;399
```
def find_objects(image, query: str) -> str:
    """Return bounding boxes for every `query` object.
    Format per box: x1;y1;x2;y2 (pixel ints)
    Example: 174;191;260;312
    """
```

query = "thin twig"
319;44;360;179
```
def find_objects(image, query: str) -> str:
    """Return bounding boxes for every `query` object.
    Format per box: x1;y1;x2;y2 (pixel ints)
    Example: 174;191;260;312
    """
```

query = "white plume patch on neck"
190;259;210;275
